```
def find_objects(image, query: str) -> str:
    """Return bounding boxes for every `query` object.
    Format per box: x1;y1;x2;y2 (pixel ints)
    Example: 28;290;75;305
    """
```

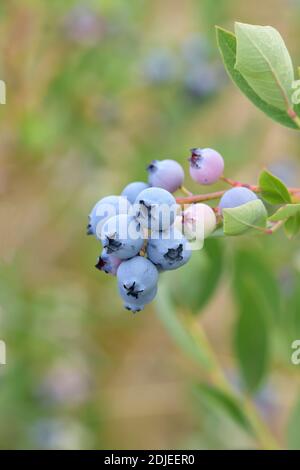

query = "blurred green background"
1;0;300;450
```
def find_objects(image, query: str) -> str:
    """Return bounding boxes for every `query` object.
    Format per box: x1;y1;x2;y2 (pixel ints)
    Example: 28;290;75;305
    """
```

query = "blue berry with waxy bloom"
117;256;159;300
189;148;224;185
134;187;177;231
147;159;184;193
100;214;144;260
219;187;258;212
87;195;131;238
119;285;158;313
147;227;191;271
121;181;150;205
95;250;122;276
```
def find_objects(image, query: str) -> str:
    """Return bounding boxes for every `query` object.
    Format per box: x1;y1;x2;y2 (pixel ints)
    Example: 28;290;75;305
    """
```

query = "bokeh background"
1;0;300;450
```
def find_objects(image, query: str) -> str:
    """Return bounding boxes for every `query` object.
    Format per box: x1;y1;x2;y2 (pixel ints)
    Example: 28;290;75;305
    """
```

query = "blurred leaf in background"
166;239;223;314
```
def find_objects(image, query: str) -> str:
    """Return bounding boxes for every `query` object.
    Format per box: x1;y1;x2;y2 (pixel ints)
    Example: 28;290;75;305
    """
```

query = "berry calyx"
101;214;144;259
95;251;122;275
147;227;191;271
134;187;177;231
117;256;159;310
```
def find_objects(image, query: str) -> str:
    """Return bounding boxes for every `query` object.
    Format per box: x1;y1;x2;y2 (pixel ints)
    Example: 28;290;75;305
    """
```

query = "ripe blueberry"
101;214;144;260
117;256;158;299
121;181;150;205
119;285;158;313
189;148;224;185
219;187;258;212
147;159;184;193
147;228;191;271
134;187;177;231
87;195;131;238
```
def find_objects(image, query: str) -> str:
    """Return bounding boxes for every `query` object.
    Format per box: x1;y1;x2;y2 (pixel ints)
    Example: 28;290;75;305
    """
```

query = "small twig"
220;176;259;192
176;178;300;205
176;190;226;205
180;185;193;197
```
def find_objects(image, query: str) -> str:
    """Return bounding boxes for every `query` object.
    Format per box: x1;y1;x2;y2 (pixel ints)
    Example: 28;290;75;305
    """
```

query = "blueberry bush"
88;22;300;449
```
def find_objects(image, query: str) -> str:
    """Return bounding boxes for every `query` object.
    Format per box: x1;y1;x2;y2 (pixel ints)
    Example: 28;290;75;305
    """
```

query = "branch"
176;177;300;205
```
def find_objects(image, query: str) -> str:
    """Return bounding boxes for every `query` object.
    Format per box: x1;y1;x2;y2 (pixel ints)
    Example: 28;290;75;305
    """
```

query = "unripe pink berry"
189;148;224;185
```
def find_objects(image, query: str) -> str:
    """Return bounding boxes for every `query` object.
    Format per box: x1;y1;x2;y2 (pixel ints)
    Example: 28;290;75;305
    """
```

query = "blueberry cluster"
87;185;191;312
88;148;258;313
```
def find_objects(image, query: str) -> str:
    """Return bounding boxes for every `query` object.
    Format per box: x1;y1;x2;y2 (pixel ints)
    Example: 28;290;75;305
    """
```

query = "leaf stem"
265;220;285;234
287;108;300;130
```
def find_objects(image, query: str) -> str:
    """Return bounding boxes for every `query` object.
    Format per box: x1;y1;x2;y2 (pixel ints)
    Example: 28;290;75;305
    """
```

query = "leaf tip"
234;21;245;32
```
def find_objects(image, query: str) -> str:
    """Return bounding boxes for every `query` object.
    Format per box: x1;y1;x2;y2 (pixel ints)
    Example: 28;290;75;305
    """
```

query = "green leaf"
216;26;298;129
234;285;270;392
269;204;300;221
235;22;294;111
166;239;223;314
223;199;267;236
234;248;281;323
285;213;300;238
269;204;300;238
259;169;292;204
284;272;300;342
287;396;300;449
234;249;272;392
194;383;253;434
